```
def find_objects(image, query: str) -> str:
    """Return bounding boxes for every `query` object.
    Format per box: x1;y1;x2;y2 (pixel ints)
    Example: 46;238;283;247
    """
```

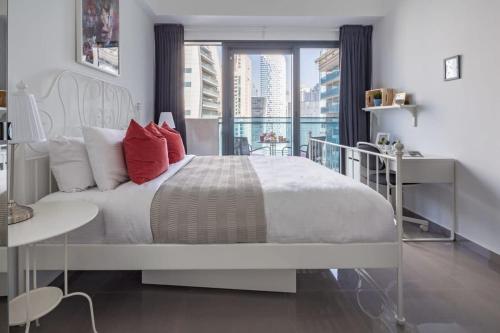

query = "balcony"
202;99;220;110
202;87;220;98
320;86;339;100
201;62;217;75
321;103;339;114
202;74;219;87
217;116;339;158
320;70;340;84
200;47;214;64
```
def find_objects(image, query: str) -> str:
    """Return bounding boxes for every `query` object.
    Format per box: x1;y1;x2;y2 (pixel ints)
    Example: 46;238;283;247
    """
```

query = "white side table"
8;201;99;333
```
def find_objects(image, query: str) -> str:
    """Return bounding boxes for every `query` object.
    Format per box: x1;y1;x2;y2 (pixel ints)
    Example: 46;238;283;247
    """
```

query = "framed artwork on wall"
444;55;461;81
76;0;120;76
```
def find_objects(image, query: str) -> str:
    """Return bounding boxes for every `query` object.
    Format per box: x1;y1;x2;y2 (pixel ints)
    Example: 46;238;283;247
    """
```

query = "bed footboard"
308;139;406;325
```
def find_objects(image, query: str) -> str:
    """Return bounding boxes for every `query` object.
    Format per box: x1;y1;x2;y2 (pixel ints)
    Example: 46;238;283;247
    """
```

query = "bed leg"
395;141;406;326
395;261;406;326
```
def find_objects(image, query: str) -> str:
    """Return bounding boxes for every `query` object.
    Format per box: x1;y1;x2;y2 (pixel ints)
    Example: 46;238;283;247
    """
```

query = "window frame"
184;40;340;156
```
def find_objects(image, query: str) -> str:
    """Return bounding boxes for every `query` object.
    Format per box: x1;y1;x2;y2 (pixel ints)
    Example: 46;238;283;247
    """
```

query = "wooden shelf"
363;104;418;126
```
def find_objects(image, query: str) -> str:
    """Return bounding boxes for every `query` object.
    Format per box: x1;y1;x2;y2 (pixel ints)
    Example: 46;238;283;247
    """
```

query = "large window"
183;43;223;119
183;42;339;157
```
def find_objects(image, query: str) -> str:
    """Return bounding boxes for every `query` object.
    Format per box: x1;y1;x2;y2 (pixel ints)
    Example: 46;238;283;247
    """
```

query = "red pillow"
145;122;185;164
123;120;169;184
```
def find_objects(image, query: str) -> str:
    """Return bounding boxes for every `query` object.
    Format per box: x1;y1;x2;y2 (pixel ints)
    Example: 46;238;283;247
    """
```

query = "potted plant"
373;91;382;106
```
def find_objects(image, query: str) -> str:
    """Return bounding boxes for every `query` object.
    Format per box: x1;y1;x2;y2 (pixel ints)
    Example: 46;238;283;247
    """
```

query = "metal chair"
357;142;429;232
234;137;268;156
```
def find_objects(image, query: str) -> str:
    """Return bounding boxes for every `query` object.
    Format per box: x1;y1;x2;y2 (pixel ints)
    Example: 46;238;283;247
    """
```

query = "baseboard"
405;208;500;273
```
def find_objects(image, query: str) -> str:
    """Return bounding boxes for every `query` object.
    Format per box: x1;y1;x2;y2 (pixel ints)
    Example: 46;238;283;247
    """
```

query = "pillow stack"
123;120;169;185
48;119;186;191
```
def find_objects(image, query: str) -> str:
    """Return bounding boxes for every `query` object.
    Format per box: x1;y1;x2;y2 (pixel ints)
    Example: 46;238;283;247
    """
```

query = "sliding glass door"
182;42;340;156
298;47;340;168
224;47;293;156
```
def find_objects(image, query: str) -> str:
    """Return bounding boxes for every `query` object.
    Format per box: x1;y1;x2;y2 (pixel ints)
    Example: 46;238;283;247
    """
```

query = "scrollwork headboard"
17;70;141;204
36;70;140;139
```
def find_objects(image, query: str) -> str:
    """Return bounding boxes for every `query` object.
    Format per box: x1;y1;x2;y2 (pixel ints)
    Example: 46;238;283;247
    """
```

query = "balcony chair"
356;142;429;233
234;137;268;156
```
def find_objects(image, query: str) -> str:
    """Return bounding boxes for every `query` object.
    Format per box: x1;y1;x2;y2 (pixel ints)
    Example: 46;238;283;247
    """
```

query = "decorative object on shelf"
444;55;461;81
0;90;6;107
76;0;120;76
8;81;47;224
158;112;176;128
365;88;395;107
373;91;382;106
393;92;408;105
376;132;391;146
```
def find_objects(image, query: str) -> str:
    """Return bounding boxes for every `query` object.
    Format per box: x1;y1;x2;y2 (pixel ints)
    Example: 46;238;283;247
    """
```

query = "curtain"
339;25;372;147
154;24;186;147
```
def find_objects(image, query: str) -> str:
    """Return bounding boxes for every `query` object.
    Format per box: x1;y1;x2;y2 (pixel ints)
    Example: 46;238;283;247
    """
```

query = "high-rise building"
316;49;340;117
233;54;252;117
300;84;320;117
184;45;222;118
259;55;287;118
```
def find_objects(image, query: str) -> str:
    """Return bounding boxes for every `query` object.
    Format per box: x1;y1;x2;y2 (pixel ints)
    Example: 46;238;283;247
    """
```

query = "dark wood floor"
6;239;500;333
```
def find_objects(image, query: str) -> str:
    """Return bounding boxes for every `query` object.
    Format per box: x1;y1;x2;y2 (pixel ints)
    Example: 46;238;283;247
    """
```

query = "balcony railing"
320;70;340;84
216;116;339;156
321;103;339;114
202;74;219;87
320;86;339;99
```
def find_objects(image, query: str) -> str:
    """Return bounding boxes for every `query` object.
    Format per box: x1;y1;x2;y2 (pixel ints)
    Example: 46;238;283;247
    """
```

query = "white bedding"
41;155;396;244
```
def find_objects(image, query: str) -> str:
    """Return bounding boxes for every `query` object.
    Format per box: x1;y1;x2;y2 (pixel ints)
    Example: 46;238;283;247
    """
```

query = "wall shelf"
363;104;418;127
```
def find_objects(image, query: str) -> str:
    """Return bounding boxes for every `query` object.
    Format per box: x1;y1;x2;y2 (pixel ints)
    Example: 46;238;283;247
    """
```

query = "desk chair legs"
403;216;429;232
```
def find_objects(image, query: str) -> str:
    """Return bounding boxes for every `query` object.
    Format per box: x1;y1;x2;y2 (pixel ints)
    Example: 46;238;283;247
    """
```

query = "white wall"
8;0;155;123
373;0;500;253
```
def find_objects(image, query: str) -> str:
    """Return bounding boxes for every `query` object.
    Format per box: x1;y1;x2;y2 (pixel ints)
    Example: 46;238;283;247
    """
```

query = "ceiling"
141;0;399;28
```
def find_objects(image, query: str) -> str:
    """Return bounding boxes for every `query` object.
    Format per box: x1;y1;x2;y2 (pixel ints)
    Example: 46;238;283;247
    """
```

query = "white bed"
15;70;406;325
40;155;395;245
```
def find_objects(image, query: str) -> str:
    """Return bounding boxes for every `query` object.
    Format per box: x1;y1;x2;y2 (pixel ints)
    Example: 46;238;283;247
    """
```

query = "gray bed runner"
150;156;267;244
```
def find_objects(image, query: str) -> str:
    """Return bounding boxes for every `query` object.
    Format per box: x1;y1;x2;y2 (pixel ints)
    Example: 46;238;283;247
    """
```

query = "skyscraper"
184;45;222;118
259;55;287;118
316;49;340;117
233;54;252;117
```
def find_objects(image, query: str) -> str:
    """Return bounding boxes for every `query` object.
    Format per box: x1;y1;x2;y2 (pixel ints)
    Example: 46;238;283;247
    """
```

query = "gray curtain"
154;24;186;147
339;25;372;147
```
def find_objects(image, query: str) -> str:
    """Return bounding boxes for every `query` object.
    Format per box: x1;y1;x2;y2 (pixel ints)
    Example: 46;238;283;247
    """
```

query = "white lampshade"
158;112;175;128
9;81;46;144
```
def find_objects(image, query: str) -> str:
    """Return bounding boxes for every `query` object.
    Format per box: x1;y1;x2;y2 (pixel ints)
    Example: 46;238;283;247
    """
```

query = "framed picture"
393;92;407;105
376;132;391;145
76;0;120;76
444;55;461;81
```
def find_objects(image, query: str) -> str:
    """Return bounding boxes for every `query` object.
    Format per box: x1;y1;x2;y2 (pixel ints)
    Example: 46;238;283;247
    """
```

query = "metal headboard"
36;70;140;139
17;70;141;203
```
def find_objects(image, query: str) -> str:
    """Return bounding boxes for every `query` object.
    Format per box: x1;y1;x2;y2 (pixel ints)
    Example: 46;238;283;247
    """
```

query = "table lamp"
8;81;46;224
158;112;176;128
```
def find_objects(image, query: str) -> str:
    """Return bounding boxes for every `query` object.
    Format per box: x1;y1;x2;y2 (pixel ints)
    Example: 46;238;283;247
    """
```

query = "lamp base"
8;200;34;225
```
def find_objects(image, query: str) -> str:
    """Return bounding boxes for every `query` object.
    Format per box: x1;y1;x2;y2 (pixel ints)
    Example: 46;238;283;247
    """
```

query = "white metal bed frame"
16;70;406;325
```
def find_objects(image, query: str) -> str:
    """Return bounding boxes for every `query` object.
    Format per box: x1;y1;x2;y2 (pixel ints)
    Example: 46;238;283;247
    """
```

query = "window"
184;43;223;119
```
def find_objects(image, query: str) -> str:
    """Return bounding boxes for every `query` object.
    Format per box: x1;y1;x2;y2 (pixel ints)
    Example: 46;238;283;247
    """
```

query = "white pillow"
82;126;129;191
49;136;96;192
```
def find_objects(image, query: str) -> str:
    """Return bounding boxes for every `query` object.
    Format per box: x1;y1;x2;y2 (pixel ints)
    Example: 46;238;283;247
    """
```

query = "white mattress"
41;155;396;244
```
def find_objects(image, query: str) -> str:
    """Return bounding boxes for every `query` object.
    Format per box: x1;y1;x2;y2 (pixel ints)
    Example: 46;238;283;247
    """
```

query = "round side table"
8;201;99;333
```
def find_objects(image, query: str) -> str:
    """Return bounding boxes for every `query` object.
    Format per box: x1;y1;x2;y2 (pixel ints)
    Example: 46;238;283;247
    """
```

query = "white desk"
8;201;99;332
347;152;455;241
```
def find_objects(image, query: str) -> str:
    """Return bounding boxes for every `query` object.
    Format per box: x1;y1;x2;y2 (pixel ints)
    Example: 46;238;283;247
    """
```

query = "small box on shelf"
365;88;395;107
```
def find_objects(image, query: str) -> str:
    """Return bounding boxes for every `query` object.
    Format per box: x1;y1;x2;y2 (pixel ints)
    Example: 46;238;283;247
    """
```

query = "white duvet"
41;155;396;244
